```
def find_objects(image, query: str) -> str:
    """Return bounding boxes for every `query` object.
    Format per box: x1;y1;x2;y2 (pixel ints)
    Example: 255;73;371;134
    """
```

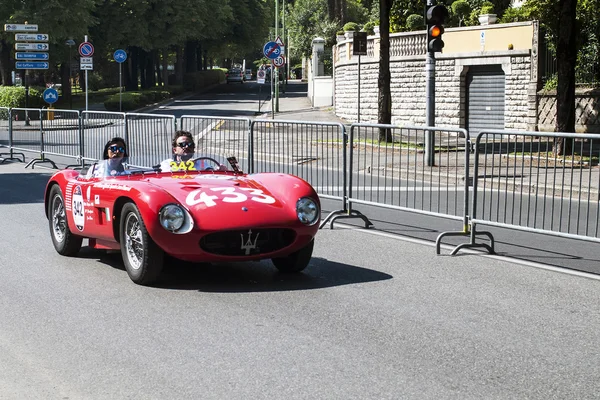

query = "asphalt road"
3;161;600;399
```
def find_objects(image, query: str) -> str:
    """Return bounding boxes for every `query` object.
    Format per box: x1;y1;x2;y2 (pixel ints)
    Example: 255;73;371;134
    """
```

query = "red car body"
44;163;320;285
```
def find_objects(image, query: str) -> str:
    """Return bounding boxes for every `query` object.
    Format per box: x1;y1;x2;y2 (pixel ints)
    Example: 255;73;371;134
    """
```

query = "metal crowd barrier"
441;129;600;255
250;119;349;224
329;123;473;231
125;113;176;167
180;115;251;171
0;107;23;163
81;111;126;164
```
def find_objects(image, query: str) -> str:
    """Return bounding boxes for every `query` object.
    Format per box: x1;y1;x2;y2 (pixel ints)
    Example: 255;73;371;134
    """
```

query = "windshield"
86;158;157;178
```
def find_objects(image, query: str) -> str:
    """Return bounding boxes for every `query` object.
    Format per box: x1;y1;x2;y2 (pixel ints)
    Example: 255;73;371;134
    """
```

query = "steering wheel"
191;156;223;171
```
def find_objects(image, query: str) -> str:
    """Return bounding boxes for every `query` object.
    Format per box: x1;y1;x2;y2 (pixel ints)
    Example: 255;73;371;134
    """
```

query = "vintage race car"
44;156;320;285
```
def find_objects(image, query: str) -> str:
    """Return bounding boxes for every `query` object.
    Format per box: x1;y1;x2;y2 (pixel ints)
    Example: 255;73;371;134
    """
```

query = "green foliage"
406;14;424;31
0;86;44;108
347;0;370;24
451;0;472;26
480;3;495;14
87;72;106;92
362;21;376;35
182;70;225;92
104;92;149;112
543;74;558;90
343;22;359;31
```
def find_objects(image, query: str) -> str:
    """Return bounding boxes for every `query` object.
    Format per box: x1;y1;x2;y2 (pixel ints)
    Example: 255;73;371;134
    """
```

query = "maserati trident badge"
240;229;260;255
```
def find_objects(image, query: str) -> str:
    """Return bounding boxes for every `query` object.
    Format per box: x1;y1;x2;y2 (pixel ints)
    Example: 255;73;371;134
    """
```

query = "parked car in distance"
227;68;244;83
244;69;252;81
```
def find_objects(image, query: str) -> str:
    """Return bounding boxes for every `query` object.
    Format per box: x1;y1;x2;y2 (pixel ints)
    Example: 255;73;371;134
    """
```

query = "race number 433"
186;187;275;207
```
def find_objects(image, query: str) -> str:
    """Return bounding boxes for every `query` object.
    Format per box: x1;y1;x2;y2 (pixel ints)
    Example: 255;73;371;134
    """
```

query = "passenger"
160;130;227;172
94;137;128;177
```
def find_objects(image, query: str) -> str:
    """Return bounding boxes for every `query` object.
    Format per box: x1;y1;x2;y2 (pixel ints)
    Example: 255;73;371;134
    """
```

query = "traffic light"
426;4;449;53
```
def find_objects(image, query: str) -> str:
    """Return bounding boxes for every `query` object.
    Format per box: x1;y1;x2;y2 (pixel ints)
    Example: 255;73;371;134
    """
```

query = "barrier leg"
436;223;495;256
319;199;374;230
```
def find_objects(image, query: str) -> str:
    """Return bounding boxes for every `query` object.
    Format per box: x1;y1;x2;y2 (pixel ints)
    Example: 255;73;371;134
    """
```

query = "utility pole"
275;0;280;112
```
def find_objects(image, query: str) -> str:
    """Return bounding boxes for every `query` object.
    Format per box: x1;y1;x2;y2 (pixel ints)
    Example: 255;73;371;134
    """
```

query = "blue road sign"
16;52;49;60
43;88;59;104
79;41;94;57
15;61;48;69
263;41;281;60
113;49;127;63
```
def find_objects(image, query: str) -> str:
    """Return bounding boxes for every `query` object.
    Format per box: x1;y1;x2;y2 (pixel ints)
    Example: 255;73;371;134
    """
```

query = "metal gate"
466;65;505;135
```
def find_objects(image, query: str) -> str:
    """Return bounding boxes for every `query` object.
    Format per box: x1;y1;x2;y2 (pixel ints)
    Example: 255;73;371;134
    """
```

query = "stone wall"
333;22;539;131
538;89;600;133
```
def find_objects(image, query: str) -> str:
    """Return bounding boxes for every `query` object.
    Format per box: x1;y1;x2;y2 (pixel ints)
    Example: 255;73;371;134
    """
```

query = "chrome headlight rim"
296;197;319;226
159;203;185;232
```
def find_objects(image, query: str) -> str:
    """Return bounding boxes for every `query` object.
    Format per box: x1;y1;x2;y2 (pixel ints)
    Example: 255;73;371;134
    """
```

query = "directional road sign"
15;61;48;69
273;55;285;68
15;33;48;41
16;52;49;60
15;43;49;51
4;24;38;32
263;41;281;60
113;49;127;63
43;88;59;104
79;42;94;57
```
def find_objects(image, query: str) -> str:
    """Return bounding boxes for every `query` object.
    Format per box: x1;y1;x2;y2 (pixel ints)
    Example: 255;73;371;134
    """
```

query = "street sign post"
263;41;281;60
15;43;49;51
43;88;59;104
4;24;38;32
273;55;285;68
80;38;94;111
353;32;368;123
257;69;266;85
113;49;127;112
15;52;49;60
15;62;48;69
15;33;48;41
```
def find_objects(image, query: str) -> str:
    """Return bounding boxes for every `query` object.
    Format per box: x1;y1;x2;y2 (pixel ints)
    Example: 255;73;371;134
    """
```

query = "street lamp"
65;39;75;109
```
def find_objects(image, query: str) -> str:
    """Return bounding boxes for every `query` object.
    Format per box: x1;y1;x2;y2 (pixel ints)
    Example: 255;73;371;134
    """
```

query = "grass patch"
508;151;599;166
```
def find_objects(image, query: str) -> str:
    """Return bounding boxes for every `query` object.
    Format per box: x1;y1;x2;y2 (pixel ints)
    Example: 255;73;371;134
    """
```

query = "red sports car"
44;156;320;285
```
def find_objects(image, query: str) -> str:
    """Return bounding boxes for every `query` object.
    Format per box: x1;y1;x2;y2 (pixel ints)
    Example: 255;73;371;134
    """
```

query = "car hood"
142;172;312;230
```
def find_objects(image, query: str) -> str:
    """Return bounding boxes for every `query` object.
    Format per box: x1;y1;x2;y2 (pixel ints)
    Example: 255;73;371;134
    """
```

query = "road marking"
330;222;600;282
196;120;224;142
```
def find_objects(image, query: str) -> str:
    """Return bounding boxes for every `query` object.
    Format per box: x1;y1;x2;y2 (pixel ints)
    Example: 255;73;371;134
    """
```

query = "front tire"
272;239;314;273
48;185;82;256
120;203;164;285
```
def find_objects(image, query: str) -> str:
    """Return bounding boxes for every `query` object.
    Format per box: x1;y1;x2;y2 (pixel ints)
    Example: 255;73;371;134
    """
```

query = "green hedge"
103;87;181;111
182;69;226;91
0;86;45;108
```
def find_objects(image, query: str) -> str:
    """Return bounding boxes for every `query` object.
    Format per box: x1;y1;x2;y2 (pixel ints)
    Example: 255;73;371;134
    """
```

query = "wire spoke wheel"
124;213;144;270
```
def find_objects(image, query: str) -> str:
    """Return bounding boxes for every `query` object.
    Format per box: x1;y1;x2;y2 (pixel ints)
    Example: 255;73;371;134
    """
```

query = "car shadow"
86;247;393;292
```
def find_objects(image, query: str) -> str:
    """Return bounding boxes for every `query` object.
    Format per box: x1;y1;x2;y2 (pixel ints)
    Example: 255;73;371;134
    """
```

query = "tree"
378;0;393;141
554;0;577;155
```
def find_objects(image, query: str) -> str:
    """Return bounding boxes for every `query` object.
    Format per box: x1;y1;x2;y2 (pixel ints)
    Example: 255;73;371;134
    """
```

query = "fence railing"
2;107;598;256
442;129;600;255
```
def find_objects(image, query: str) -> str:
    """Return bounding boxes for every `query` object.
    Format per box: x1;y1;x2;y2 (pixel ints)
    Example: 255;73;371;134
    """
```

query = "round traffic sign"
257;70;265;78
113;49;127;63
273;55;285;68
43;88;58;104
79;41;94;57
263;41;281;60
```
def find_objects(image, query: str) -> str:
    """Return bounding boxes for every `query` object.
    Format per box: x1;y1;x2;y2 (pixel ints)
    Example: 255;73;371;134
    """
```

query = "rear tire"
119;202;164;285
272;240;314;273
48;185;82;256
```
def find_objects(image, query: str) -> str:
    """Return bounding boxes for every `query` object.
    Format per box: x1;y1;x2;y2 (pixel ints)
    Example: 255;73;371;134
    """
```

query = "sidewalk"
257;80;348;125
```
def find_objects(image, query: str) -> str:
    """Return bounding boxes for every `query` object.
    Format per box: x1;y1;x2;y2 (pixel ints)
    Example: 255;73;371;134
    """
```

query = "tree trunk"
378;0;393;142
204;49;209;71
0;40;12;86
196;42;203;71
185;40;197;74
162;48;169;87
175;46;184;86
60;63;71;108
327;0;336;20
554;0;577;156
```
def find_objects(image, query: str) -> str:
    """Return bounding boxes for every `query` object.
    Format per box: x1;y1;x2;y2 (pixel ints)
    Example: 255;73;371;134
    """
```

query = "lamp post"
65;39;75;109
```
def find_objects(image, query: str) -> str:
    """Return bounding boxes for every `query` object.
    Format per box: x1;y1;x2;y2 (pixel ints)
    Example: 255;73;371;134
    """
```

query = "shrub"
343;22;359;32
480;1;495;14
406;14;425;31
103;92;149;111
362;21;375;35
0;86;44;108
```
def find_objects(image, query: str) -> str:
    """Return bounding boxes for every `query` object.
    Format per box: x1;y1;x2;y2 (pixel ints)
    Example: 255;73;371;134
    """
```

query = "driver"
160;130;227;172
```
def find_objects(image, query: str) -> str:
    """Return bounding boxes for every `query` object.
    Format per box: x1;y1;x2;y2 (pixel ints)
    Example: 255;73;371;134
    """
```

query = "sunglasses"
176;142;195;149
109;145;126;153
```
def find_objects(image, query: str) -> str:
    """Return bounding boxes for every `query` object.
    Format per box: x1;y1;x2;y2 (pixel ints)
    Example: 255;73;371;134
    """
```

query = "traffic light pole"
425;0;436;167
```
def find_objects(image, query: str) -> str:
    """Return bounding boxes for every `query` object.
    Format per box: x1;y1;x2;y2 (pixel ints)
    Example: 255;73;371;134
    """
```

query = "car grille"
199;228;296;256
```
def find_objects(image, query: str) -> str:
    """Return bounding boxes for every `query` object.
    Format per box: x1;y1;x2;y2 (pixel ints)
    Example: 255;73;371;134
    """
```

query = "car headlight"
296;197;319;225
159;204;185;232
